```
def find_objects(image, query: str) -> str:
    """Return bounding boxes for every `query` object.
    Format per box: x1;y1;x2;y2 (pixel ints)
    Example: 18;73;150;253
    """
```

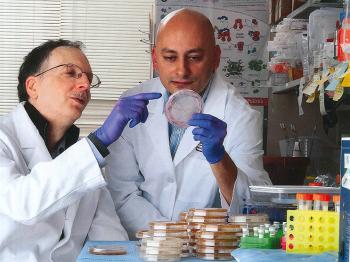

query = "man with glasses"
0;39;161;261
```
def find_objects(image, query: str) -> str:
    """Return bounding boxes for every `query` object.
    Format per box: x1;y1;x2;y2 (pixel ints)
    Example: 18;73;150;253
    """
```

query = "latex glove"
188;113;227;164
94;92;162;146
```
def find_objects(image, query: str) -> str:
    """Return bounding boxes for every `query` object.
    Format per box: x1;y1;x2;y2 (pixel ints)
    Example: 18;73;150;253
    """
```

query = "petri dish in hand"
165;89;203;128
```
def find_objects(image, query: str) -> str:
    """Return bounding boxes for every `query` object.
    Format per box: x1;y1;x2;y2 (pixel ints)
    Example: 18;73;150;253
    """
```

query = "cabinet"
263;156;310;185
287;0;343;19
269;0;343;94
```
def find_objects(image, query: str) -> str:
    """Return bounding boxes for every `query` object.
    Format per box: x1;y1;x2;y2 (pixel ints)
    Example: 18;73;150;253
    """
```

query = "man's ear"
152;47;159;73
25;76;39;100
213;45;222;70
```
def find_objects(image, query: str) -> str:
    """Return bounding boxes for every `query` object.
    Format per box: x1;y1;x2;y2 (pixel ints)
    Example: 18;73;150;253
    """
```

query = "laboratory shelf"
272;78;302;94
286;0;343;20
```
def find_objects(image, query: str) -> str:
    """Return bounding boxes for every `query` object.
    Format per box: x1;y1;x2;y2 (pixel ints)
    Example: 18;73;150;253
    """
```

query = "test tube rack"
240;234;282;249
286;210;339;254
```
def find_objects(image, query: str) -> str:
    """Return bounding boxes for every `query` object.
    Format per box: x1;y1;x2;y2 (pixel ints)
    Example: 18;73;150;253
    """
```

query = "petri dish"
149;221;188;230
186;216;227;223
136;230;151;239
228;214;269;223
165;89;203;128
195;231;241;240
188;208;228;217
199;224;241;232
178;212;188;221
188;222;227;230
141;237;184;248
196;238;239;247
196;246;236;254
89;245;127;255
148;230;189;238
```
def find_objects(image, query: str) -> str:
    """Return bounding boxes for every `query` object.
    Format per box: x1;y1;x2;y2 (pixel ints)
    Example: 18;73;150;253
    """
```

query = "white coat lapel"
173;73;228;166
173;126;197;166
13;104;52;170
145;86;174;164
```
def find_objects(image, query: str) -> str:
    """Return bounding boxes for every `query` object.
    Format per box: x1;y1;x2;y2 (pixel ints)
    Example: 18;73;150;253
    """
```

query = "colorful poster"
156;0;269;106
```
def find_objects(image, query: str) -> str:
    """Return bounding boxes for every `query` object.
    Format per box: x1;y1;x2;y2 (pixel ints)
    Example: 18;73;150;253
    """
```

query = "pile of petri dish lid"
135;229;151;239
178;211;187;222
137;221;192;258
139;237;183;262
195;223;241;260
228;214;269;235
186;208;229;259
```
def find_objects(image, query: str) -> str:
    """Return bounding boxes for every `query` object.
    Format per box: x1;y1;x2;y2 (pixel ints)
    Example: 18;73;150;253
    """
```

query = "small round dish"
165;89;203;128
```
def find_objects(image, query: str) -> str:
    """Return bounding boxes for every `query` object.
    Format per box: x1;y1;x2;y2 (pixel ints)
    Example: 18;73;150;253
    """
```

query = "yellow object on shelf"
341;63;350;87
286;210;339;254
341;74;350;87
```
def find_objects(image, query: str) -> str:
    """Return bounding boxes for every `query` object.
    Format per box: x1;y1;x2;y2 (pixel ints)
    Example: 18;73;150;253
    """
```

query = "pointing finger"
127;92;162;101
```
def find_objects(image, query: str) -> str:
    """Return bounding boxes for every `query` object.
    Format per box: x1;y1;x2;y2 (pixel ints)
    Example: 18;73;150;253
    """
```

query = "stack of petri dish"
186;208;228;258
136;229;151;240
178;212;187;222
147;221;191;258
195;223;241;260
139;237;183;262
228;214;269;235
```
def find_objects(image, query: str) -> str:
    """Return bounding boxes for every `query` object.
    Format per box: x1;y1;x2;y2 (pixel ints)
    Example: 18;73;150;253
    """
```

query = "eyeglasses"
34;63;101;88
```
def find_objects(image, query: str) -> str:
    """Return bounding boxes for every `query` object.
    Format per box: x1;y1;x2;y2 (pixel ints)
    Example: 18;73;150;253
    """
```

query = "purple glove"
94;92;162;146
188;113;227;164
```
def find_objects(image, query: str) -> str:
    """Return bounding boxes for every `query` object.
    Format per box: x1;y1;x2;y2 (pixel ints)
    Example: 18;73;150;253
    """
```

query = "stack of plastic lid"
136;229;151;239
187;208;228;223
186;208;228;257
228;214;269;233
178;212;187;222
147;221;191;258
195;224;241;260
139;237;183;262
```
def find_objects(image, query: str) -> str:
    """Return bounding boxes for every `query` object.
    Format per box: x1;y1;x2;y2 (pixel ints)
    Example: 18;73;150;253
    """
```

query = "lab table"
77;241;337;262
76;241;223;262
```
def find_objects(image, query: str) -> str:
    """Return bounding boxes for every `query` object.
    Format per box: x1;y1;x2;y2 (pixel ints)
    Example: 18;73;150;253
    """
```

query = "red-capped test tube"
333;195;340;212
313;194;330;211
296;193;313;210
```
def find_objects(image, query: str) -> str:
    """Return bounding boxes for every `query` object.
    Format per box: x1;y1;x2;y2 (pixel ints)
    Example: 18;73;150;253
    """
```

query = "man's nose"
77;73;91;90
176;58;190;77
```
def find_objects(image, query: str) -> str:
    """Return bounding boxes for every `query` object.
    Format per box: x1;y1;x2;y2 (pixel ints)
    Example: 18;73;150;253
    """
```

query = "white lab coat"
106;73;271;238
0;103;128;262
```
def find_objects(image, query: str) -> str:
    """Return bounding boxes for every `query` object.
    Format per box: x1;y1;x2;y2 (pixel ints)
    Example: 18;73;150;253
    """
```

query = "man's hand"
188;113;227;164
94;92;162;146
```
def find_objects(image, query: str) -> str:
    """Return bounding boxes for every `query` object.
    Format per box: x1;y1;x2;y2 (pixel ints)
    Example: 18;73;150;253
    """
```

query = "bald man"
106;9;271;238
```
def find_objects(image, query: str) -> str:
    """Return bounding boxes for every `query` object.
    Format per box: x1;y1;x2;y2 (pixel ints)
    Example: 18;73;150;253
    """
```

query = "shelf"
286;0;343;19
272;78;303;94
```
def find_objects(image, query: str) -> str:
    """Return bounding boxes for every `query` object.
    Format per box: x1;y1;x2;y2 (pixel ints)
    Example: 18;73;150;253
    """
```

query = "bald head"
152;8;221;94
156;9;216;48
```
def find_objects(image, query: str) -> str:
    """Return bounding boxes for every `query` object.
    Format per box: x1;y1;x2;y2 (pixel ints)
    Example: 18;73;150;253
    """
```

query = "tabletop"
77;241;337;262
76;241;226;262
